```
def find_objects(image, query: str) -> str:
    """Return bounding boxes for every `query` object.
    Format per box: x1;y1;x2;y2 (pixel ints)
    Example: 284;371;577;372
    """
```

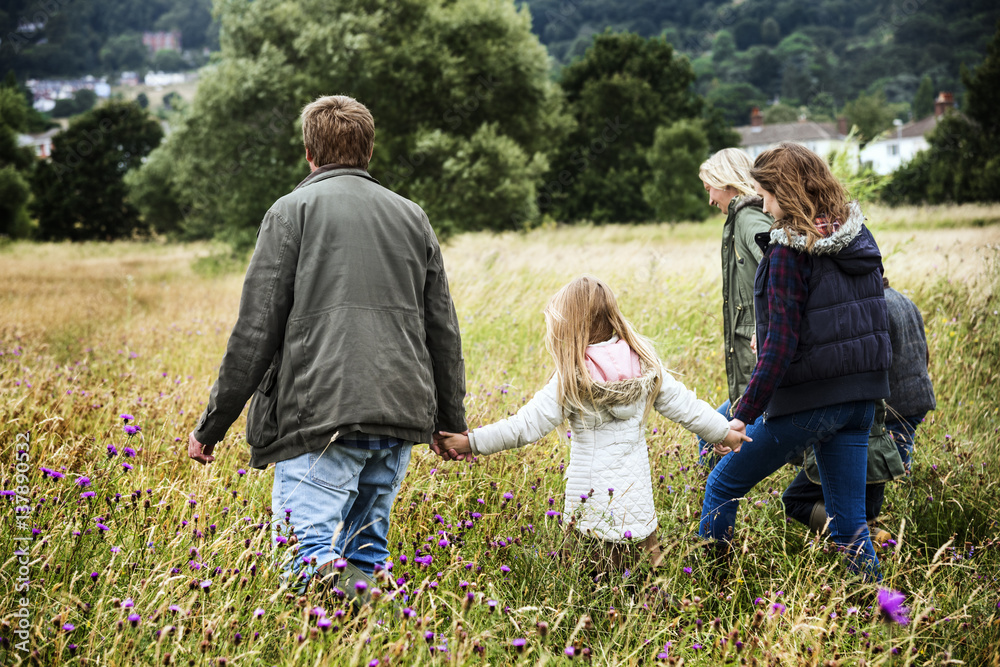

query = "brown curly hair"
750;142;850;250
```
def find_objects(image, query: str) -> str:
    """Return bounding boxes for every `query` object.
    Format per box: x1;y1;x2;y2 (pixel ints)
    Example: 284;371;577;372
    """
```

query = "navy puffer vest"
753;206;891;418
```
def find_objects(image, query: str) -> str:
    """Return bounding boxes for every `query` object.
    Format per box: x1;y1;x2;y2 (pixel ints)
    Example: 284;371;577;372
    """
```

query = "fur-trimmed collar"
731;194;763;214
769;202;865;255
584;362;660;409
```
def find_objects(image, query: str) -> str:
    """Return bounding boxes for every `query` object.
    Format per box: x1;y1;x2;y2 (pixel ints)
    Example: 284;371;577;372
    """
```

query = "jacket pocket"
246;349;281;448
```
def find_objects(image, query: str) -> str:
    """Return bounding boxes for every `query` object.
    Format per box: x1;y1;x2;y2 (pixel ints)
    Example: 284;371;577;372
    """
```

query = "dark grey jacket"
885;287;936;417
721;195;772;406
194;167;467;469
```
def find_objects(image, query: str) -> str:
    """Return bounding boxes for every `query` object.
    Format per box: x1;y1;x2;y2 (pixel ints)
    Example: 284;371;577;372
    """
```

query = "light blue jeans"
700;400;880;580
272;441;413;578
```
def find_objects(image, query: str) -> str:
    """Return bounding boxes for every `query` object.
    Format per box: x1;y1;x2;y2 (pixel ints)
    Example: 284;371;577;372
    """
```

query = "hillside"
525;0;1000;121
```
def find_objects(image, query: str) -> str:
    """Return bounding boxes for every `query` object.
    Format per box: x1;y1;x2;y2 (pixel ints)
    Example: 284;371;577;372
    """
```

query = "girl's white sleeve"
653;366;730;444
469;376;567;456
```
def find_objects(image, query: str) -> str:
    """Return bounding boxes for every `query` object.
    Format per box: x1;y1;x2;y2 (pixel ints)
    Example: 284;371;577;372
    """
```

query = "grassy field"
1;203;999;665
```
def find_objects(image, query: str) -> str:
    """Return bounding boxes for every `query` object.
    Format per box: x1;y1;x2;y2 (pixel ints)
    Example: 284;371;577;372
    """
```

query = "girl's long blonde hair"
544;276;662;421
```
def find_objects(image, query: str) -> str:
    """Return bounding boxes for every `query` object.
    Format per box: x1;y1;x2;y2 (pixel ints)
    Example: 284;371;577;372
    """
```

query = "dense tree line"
0;0;217;79
526;0;1000;128
127;1;728;246
883;22;1000;205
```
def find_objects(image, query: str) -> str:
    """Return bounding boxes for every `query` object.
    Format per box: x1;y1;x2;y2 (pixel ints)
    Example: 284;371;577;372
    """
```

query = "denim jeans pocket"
792;405;843;438
307;446;368;491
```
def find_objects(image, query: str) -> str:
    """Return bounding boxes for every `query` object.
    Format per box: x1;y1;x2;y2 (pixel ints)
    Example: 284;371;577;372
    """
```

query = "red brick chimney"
837;116;848;136
750;107;763;128
934;92;955;118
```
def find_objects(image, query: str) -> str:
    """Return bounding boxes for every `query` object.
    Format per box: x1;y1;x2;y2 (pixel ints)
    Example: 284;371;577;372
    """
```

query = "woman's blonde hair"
544;276;662;422
750;142;851;250
699;147;756;197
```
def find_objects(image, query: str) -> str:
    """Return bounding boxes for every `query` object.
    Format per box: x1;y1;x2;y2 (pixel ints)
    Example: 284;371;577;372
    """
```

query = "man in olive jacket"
188;95;467;587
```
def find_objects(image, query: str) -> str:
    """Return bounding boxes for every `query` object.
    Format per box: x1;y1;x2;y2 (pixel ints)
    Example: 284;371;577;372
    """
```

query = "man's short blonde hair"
699;147;756;197
301;95;375;169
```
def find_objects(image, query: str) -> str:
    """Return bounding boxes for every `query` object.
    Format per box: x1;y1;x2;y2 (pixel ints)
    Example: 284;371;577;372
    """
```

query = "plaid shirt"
336;432;404;450
733;243;812;424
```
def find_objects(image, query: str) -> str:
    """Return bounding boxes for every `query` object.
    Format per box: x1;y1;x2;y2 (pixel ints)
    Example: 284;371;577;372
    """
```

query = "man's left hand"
188;432;216;465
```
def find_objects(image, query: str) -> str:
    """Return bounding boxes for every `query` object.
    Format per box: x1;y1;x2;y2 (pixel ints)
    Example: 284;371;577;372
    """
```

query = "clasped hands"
714;418;751;457
429;430;471;461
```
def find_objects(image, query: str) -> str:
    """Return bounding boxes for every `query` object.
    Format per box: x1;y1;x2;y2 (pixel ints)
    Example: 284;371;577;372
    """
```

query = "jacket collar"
768;202;865;255
293;164;380;191
729;194;763;216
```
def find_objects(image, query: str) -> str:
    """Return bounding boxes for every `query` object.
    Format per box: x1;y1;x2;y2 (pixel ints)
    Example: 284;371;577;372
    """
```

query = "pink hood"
585;337;642;382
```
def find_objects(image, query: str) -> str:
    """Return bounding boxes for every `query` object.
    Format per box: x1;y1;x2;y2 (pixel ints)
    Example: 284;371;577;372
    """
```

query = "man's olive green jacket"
194;167;467;469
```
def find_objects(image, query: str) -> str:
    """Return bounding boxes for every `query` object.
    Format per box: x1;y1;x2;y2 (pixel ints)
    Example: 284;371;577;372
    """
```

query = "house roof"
735;121;842;148
899;114;938;138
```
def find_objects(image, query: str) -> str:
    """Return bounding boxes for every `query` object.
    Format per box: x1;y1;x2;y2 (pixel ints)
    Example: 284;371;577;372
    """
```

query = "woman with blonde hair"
700;142;890;580
695;148;772;466
438;275;748;571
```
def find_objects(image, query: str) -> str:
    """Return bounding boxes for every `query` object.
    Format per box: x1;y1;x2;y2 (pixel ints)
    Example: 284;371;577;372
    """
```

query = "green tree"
913;75;935;120
713;30;736;64
884;21;1000;204
643;119;711;223
99;33;148;73
52;89;98;118
130;0;567;245
763;102;800;123
707;82;766;127
842;90;906;146
0;85;35;237
547;31;735;224
32;100;163;240
150;49;187;72
761;17;781;46
135;93;149;109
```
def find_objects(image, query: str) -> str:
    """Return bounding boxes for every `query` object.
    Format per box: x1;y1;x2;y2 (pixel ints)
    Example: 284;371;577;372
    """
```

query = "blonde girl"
438;276;748;568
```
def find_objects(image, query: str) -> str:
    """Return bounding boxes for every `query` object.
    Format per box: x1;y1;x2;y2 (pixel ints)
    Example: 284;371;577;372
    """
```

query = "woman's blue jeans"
272;441;413;579
700;400;880;579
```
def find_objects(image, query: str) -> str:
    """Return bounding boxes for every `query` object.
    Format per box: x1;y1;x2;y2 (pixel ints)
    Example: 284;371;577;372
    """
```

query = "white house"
17;128;60;159
859;93;956;175
735;108;858;161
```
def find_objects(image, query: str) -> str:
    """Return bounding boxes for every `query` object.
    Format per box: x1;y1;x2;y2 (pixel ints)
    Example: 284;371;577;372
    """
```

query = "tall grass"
1;214;999;666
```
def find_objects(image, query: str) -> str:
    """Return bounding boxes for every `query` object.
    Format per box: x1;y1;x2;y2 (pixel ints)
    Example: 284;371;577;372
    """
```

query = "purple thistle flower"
511;638;527;653
771;602;787;615
369;660;379;667
317;617;332;631
502;492;513;500
169;605;182;613
122;599;134;608
120;414;134;422
122;463;133;471
77;477;91;487
877;589;910;625
200;580;212;590
81;491;95;498
500;565;511;573
623;530;632;539
123;425;139;436
683;567;692;574
565;646;576;657
90;572;99;581
62;623;75;632
237;469;247;476
128;613;141;627
123;447;136;458
355;581;368;593
96;523;110;532
107;445;118;457
253;608;264;618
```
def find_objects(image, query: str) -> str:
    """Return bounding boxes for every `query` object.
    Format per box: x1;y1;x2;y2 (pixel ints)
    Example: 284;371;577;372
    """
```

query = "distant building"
859;92;957;175
142;31;182;52
735;107;857;161
17;128;60;159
